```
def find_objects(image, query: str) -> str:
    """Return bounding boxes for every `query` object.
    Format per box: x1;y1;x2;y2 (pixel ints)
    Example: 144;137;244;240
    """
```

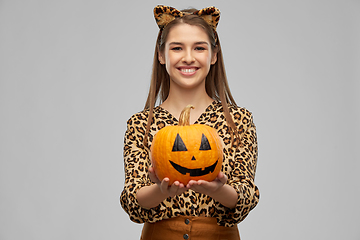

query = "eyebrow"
169;41;209;46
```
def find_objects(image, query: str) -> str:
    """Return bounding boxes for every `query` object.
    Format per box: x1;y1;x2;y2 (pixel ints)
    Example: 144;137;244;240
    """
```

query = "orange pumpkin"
151;105;223;185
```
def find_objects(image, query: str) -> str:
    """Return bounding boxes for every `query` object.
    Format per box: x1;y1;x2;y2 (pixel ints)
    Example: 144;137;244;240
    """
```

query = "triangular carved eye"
172;133;187;151
199;134;211;151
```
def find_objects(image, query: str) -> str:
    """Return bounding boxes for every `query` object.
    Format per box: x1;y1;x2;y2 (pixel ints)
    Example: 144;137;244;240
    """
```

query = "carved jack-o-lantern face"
170;133;219;177
151;105;223;185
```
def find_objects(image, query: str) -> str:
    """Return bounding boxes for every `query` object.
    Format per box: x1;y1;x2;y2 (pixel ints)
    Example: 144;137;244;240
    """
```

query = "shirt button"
183;234;189;239
185;219;190;225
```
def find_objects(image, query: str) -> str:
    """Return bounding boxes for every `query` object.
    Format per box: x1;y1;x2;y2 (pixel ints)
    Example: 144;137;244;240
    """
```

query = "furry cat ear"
193;6;220;32
154;5;184;30
153;5;220;32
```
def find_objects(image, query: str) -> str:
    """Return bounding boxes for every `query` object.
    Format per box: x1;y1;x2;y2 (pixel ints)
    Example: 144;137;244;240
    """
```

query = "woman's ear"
158;51;165;65
211;46;218;65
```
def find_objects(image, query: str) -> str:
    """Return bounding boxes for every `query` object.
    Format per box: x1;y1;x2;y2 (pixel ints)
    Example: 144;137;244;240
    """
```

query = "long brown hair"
144;8;240;147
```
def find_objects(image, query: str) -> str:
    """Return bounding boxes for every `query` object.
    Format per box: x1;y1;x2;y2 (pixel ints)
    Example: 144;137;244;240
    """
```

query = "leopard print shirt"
120;101;259;227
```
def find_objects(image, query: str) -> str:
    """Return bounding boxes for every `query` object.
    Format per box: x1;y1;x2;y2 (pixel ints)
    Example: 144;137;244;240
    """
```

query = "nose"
182;49;195;64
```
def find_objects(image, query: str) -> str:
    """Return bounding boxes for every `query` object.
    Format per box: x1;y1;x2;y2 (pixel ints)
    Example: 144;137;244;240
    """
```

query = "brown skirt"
140;216;240;240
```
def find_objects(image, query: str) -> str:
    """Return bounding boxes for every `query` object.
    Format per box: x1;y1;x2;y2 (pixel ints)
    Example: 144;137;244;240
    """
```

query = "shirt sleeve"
215;109;260;227
120;114;165;223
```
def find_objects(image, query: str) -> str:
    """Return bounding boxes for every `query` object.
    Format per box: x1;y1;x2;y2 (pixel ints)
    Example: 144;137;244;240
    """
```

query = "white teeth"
180;68;196;73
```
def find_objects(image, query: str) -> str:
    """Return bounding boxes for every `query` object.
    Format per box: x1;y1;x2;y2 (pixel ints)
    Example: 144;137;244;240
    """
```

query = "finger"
186;180;195;189
217;172;228;184
196;181;210;192
148;168;160;184
160;178;170;193
175;182;188;196
197;180;206;185
169;181;180;197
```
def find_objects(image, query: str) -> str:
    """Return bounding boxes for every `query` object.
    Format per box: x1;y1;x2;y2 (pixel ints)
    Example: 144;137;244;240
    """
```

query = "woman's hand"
149;166;187;198
186;171;228;196
186;172;238;208
137;167;188;209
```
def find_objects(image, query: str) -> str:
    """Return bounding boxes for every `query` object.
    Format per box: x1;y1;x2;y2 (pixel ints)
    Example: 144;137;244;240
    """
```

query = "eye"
172;134;187;151
195;46;206;51
199;134;211;151
171;47;182;51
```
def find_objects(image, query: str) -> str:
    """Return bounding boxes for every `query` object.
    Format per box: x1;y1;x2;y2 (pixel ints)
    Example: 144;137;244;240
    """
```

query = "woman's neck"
160;86;214;124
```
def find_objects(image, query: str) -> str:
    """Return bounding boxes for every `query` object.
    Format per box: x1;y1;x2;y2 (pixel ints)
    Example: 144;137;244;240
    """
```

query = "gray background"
0;0;359;239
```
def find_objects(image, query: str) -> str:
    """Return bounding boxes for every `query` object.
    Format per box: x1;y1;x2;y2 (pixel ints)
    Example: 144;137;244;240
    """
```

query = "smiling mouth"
178;67;199;74
169;160;218;177
179;68;197;73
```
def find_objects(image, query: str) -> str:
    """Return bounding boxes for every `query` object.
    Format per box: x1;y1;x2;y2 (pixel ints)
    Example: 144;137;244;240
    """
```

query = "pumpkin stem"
179;105;194;126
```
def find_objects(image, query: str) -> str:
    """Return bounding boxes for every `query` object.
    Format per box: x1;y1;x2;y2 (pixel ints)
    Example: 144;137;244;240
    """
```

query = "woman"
120;5;260;240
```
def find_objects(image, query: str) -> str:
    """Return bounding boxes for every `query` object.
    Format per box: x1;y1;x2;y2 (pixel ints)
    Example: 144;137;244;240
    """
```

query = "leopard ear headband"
154;5;220;33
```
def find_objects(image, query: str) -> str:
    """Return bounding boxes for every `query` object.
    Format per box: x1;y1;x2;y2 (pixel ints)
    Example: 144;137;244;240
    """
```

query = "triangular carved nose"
191;156;196;161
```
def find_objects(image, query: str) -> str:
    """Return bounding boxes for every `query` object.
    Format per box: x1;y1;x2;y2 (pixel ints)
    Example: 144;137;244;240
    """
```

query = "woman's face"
159;23;217;91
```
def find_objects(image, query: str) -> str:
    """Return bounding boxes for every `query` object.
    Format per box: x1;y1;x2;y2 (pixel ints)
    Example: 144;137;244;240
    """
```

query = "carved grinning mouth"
169;160;218;177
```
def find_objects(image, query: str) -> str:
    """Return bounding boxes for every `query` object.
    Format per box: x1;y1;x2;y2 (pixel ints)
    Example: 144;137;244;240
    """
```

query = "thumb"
217;172;228;184
149;166;160;184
